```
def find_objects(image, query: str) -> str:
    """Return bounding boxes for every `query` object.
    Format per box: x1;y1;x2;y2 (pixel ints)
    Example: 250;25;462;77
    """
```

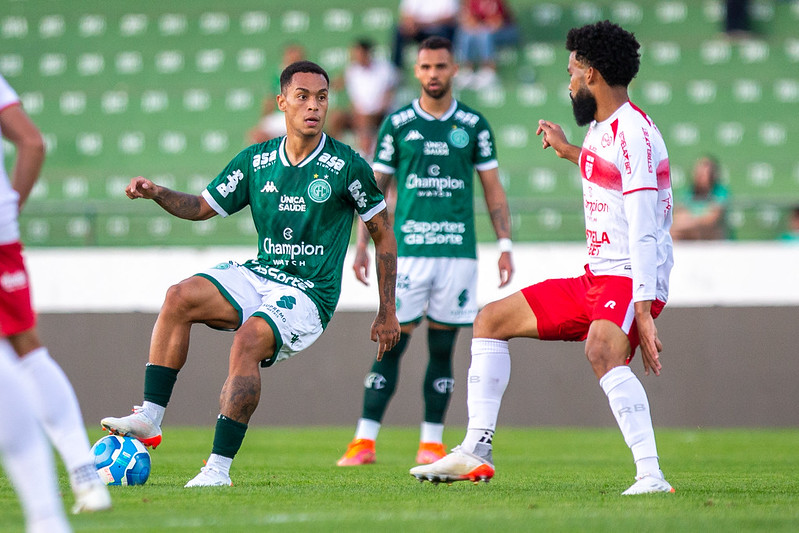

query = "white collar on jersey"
278;133;327;168
412;98;457;121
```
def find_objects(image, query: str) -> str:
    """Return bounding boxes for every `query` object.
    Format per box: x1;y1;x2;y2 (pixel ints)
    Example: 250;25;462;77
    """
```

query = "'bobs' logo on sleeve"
216;169;244;198
348;180;367;208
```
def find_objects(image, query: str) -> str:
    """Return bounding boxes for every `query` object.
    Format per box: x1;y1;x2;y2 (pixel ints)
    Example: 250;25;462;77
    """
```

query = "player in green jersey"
101;61;400;487
338;37;513;467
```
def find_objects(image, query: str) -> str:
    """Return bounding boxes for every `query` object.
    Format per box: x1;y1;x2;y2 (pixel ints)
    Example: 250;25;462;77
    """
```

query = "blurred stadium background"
2;0;798;246
1;1;798;428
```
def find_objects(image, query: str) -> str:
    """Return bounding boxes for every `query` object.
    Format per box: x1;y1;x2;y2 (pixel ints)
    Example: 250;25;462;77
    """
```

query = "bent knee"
162;281;199;314
473;301;504;338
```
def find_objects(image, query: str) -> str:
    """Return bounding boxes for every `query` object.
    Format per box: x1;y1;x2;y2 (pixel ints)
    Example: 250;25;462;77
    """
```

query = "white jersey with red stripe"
578;100;674;303
0;74;22;244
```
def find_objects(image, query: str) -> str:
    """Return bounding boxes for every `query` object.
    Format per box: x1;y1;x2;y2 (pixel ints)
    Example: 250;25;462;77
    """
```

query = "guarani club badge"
307;178;332;203
448;127;469;149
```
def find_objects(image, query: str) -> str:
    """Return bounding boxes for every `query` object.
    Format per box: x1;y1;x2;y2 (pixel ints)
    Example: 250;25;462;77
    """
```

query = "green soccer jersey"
202;133;386;327
372;98;498;258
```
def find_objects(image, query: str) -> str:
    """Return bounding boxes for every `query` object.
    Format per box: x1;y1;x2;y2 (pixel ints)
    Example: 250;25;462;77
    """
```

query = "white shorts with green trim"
396;256;478;327
196;261;323;366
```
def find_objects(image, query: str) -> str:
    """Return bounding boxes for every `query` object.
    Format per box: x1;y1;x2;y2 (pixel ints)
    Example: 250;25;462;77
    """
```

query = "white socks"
420;422;444;444
17;345;94;474
0;345;70;532
354;418;381;441
600;365;660;477
460;338;511;454
207;453;233;475
141;401;166;427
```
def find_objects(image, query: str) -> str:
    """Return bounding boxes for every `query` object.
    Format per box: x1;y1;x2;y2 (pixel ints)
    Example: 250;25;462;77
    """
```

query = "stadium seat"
1;0;797;245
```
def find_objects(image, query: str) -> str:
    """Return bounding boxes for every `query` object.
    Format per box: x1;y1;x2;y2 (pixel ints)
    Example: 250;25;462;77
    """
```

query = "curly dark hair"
566;20;640;87
280;60;329;93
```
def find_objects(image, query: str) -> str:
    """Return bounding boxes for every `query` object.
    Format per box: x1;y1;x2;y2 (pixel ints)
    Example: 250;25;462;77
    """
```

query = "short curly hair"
566;20;640;87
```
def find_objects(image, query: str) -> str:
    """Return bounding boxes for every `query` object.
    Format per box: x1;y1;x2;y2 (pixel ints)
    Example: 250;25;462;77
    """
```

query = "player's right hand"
125;176;159;200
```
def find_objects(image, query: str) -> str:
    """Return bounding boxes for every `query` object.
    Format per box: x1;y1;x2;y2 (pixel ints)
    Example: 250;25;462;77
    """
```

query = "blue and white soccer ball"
91;435;151;486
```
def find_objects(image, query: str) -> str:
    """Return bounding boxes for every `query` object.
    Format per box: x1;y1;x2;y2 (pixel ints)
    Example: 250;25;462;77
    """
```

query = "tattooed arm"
125;176;216;221
353;171;395;285
364;208;400;360
477;167;514;288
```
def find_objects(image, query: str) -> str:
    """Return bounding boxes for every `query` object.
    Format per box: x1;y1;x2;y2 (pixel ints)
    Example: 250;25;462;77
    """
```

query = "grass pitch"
1;426;798;532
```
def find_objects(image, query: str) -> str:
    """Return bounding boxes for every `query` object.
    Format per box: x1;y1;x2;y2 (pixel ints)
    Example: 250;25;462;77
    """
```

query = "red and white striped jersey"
578;101;674;303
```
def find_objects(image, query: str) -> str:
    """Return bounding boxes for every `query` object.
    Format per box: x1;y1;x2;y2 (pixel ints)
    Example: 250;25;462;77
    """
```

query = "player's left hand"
498;252;514;288
371;311;400;361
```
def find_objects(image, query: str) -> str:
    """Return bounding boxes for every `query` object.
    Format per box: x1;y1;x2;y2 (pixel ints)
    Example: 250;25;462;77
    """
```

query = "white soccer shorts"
395;256;478;326
196;261;323;366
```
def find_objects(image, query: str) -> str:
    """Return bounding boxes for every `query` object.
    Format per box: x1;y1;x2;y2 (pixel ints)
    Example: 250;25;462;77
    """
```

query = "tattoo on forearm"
375;249;397;307
154;189;203;220
220;375;261;423
489;204;511;237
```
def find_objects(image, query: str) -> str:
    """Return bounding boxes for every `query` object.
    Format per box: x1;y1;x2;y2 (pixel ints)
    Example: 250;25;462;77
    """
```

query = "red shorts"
0;241;35;336
521;265;664;362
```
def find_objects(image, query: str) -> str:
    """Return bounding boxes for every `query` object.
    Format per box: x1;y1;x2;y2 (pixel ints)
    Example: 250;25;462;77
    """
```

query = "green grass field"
2;426;798;532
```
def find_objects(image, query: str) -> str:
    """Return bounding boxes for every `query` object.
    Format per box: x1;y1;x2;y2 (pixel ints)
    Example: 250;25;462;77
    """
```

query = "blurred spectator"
778;205;799;241
454;0;520;91
724;0;752;39
671;156;730;240
327;39;398;159
391;0;458;71
247;44;306;143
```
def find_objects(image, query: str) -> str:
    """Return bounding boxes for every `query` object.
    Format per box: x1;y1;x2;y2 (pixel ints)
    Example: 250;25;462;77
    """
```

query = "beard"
422;80;450;100
570;87;597;126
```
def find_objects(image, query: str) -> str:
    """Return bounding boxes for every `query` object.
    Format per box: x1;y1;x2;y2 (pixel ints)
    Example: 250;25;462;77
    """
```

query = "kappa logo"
404;129;424;141
276;295;297;309
290;332;300;345
260;181;278;193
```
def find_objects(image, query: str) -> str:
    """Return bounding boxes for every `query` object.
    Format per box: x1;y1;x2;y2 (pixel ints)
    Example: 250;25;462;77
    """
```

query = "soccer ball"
91;435;151;486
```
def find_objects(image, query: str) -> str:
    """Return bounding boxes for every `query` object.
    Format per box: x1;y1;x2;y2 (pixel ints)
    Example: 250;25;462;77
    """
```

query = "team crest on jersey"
448;128;469;148
308;178;331;203
584;154;595;180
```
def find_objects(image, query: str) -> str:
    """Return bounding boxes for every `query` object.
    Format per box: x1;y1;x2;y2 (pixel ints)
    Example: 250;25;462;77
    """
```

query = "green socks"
211;415;248;459
361;332;410;422
143;363;179;408
423;328;457;424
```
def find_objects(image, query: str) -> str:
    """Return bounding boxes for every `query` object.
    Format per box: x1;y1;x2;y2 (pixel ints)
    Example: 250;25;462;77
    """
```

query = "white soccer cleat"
101;406;162;449
71;481;112;514
622;471;675;495
409;446;495;484
70;463;112;513
184;465;232;488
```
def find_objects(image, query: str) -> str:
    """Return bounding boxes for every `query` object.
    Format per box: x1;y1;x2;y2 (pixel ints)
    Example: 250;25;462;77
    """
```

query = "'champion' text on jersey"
579;101;674;304
372;98;498;259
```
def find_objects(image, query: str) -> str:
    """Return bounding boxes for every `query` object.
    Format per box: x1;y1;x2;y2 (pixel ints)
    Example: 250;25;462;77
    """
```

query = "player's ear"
585;66;602;87
276;93;287;112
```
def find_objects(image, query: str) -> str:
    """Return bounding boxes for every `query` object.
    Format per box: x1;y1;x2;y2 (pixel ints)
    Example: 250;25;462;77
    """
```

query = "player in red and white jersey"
411;21;675;495
579;100;673;305
0;74;111;526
